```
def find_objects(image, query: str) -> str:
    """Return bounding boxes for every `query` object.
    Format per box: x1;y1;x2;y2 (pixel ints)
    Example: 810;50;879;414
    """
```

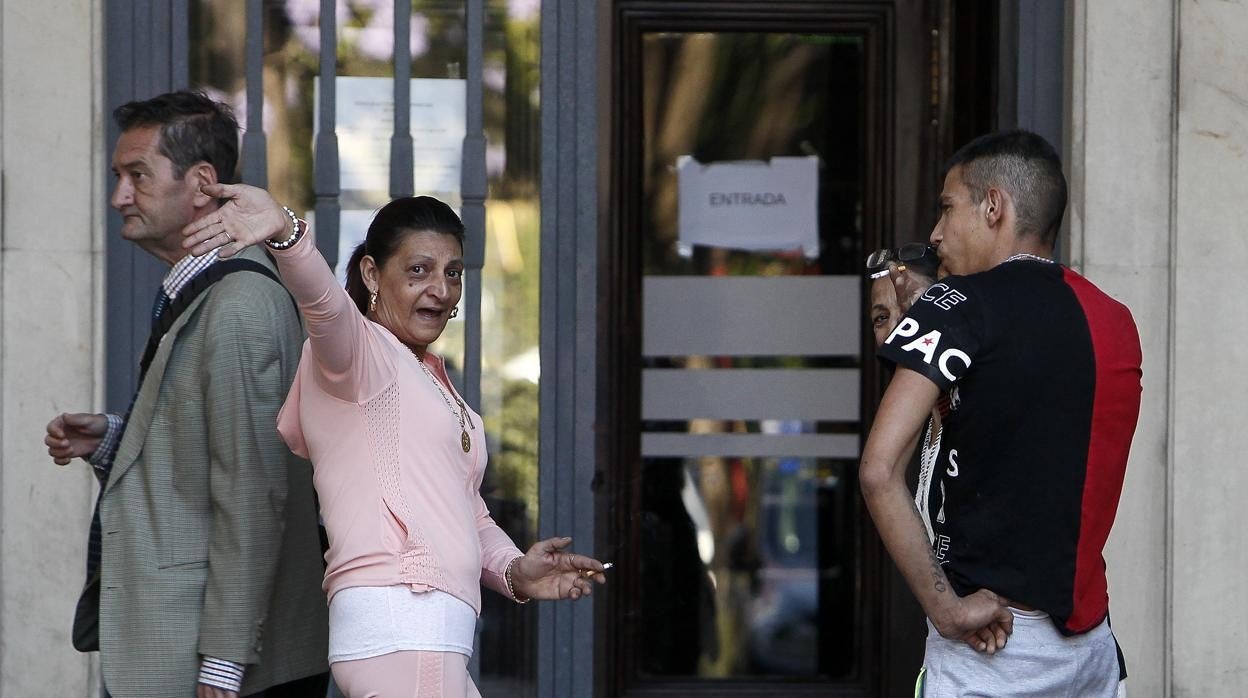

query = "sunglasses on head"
865;243;937;278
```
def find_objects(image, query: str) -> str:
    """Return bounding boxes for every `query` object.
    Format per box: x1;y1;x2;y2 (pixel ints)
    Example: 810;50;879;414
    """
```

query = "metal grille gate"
104;0;488;418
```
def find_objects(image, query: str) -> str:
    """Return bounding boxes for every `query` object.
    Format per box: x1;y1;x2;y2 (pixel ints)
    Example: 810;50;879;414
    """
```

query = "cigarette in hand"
581;562;613;577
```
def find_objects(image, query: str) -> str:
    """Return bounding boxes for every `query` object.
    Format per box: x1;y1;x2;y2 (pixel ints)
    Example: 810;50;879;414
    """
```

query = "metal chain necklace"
416;355;474;453
1003;252;1055;264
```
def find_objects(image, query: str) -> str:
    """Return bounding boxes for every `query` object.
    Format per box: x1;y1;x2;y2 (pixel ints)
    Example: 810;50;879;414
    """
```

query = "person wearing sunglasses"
866;245;945;547
866;243;941;345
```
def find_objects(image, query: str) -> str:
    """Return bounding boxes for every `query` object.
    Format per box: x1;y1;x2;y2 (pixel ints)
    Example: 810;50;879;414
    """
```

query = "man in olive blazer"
100;245;328;696
45;92;327;696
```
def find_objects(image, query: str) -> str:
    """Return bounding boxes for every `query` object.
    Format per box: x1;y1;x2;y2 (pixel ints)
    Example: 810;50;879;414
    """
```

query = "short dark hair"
345;197;467;315
113;90;240;184
945;129;1068;246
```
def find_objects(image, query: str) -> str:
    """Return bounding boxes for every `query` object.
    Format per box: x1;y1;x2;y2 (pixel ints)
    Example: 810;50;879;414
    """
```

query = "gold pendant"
461;429;471;453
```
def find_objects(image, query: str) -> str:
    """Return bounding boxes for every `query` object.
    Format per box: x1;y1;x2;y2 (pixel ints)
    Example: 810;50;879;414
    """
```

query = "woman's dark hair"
345;196;466;314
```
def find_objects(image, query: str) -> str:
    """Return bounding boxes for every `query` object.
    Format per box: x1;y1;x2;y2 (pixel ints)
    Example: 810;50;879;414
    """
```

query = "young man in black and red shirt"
863;130;1141;696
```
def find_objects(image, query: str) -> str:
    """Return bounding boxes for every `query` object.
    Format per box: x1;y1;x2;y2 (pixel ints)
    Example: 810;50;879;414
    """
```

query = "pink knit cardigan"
271;230;522;612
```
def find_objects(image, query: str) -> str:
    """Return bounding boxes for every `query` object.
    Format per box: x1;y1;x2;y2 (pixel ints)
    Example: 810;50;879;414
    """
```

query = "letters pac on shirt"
880;279;977;390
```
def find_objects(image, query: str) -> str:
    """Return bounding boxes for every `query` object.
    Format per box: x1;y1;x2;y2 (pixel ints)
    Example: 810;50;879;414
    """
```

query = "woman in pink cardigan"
183;183;606;697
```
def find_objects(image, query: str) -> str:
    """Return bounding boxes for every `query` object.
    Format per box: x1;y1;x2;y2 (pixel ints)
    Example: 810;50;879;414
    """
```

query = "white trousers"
919;609;1122;697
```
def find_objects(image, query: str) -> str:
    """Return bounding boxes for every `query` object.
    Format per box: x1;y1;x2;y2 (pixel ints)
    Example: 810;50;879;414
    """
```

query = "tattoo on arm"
912;502;948;593
930;553;947;593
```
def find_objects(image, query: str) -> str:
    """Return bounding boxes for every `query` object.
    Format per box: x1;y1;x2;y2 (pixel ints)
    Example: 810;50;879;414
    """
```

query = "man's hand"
44;412;107;465
196;684;238;698
967;619;1013;655
183;183;289;259
512;537;607;601
934;588;1014;654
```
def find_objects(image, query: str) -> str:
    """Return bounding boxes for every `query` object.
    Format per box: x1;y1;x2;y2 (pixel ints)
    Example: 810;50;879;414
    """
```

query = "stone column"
0;0;103;695
1170;0;1248;694
1066;0;1175;694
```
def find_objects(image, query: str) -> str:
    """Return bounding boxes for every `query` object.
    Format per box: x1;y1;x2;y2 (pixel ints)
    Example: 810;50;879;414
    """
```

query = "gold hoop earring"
450;307;459;319
368;290;378;313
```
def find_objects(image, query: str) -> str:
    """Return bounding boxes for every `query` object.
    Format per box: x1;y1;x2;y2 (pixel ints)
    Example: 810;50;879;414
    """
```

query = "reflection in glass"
189;2;541;694
638;31;866;681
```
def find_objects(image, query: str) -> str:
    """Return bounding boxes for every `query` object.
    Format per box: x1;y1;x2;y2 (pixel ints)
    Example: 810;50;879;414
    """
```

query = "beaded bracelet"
505;556;530;604
265;205;304;250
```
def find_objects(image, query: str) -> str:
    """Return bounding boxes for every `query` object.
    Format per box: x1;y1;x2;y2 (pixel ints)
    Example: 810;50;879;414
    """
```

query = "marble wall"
1066;0;1174;693
1071;0;1248;694
1170;0;1248;694
0;0;102;695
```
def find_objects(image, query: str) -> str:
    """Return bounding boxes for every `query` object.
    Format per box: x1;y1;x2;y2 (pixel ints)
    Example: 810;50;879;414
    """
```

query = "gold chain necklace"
415;355;473;453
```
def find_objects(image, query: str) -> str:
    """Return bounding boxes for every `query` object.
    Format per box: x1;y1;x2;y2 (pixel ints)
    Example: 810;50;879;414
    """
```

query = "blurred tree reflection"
637;31;865;679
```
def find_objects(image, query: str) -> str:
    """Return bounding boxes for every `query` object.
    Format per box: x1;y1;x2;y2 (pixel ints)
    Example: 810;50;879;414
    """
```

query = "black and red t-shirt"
878;259;1142;635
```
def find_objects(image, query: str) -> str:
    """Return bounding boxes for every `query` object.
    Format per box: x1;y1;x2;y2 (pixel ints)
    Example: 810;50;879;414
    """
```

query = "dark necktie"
150;287;170;329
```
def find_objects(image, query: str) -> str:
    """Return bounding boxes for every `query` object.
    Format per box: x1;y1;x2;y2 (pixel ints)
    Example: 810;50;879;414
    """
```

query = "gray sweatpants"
919;608;1121;698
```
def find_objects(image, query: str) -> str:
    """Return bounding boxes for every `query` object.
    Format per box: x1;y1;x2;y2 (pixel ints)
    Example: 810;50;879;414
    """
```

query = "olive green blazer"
89;247;327;696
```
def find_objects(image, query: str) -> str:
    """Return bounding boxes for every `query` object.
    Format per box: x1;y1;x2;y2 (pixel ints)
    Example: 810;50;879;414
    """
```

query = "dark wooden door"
599;2;999;696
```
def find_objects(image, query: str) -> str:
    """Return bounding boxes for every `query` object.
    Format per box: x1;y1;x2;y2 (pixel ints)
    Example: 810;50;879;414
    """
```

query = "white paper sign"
317;76;466;195
677;156;820;258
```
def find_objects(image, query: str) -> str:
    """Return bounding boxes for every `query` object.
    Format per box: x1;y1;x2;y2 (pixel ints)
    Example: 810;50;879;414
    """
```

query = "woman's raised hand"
512;537;608;601
182;183;290;258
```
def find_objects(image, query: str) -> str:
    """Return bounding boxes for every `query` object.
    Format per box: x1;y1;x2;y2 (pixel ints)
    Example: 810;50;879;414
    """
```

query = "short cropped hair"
945;130;1067;246
113;90;240;184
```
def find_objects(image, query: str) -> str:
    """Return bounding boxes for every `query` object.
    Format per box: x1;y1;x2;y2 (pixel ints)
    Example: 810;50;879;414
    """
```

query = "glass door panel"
636;31;867;682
